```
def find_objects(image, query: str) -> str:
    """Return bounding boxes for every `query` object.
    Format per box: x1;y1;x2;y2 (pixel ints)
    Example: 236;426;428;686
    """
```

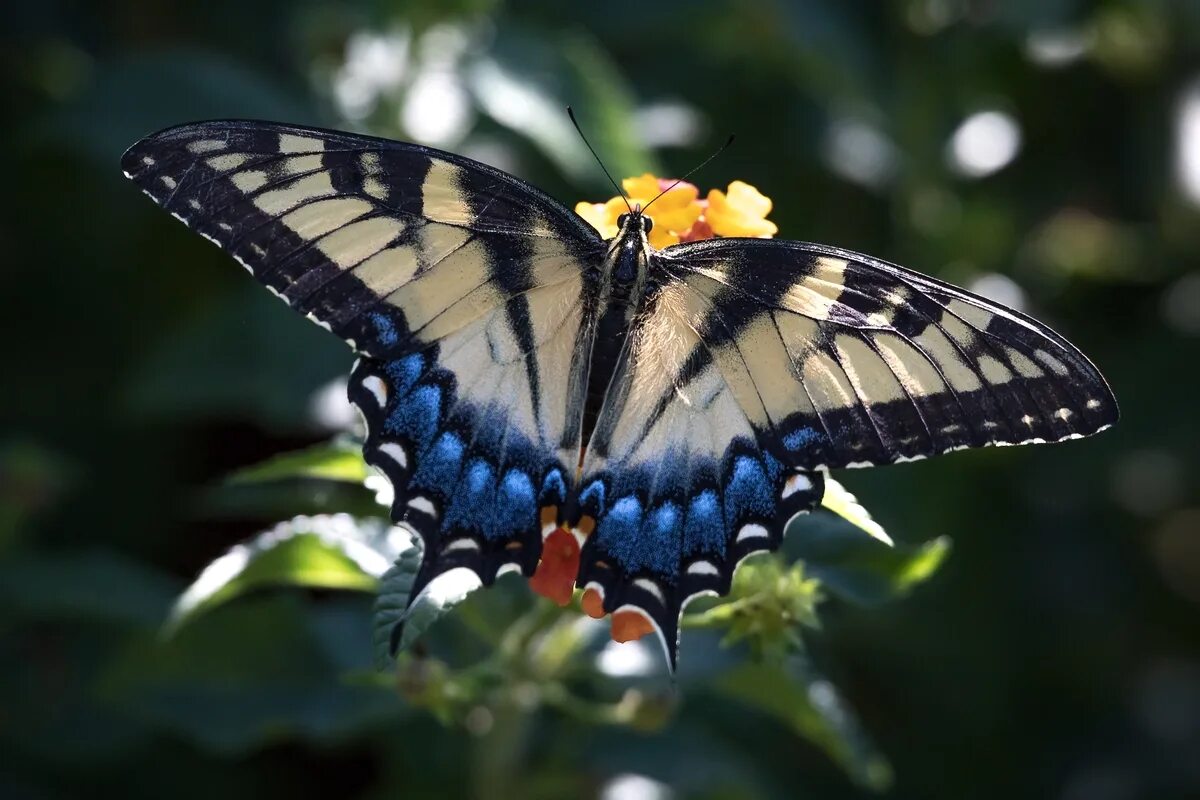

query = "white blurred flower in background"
1175;78;1200;207
633;101;705;149
1025;28;1090;68
601;774;673;800
946;109;1023;178
308;376;356;432
330;23;476;148
401;24;474;147
823;115;898;190
595;637;659;678
968;272;1028;313
333;29;411;121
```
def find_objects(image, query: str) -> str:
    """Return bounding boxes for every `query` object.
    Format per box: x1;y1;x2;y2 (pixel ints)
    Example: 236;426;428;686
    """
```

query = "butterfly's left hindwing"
123;120;605;624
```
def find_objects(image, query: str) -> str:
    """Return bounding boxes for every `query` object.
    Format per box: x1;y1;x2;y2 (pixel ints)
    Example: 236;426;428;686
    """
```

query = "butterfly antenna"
642;134;736;214
567;106;632;214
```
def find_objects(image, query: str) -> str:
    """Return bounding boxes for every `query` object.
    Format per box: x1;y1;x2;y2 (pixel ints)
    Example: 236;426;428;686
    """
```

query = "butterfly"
122;120;1117;668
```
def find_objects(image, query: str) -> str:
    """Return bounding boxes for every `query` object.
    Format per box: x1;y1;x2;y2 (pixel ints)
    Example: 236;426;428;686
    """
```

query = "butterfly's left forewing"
123;121;605;618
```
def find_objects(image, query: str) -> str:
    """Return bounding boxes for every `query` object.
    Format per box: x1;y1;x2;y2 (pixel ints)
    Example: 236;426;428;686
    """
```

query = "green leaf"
372;536;482;669
785;511;951;606
684;557;821;660
35;49;317;166
125;289;352;433
103;595;405;754
225;439;370;485
197;478;386;522
373;536;423;669
166;514;406;635
0;550;179;629
715;655;893;791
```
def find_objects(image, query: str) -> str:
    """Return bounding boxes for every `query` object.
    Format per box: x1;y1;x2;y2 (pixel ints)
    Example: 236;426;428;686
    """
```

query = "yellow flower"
575;174;776;247
573;197;626;240
705;181;778;238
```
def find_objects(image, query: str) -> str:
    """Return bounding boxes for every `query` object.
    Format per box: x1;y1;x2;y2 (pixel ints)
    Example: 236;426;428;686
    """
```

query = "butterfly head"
606;208;653;297
616;211;654;237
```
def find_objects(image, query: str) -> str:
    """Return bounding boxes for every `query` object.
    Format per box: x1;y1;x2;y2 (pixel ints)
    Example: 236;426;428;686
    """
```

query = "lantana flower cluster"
575;173;778;248
531;174;779;644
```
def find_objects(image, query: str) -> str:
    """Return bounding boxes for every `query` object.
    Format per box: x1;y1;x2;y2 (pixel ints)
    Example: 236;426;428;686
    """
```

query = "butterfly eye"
617;213;630;228
642;216;654;233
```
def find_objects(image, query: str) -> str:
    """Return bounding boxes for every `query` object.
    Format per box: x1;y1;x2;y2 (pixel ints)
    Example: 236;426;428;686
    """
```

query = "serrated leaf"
785;511;951;606
166;514;409;635
715;655;893;791
225;439;369;485
372;535;483;670
372;535;423;670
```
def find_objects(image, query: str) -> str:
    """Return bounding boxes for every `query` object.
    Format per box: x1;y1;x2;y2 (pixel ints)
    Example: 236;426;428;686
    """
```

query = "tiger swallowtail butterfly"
122;120;1117;668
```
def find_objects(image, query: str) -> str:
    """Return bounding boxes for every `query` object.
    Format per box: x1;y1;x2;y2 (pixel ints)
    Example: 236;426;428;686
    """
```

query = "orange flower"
705;181;778;238
575;173;775;248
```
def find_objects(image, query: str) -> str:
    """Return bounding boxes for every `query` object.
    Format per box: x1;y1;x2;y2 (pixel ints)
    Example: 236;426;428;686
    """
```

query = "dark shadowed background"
3;1;1199;798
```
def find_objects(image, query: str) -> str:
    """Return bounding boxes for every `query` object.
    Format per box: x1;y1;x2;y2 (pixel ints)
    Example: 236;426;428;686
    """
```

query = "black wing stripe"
852;329;936;451
655;238;1117;469
772;311;839;456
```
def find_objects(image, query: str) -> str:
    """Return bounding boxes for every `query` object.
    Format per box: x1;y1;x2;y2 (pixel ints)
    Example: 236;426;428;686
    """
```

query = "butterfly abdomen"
582;302;635;445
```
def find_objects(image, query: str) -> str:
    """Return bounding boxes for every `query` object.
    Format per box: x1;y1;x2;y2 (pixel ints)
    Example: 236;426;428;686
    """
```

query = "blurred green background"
4;1;1200;798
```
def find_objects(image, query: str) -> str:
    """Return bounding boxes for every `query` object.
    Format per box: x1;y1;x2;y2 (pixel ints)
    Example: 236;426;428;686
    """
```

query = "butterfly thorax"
600;212;653;306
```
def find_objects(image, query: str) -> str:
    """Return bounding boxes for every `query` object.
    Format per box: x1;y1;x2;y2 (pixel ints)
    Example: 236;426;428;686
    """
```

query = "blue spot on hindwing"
648;502;680;539
411;430;463;494
684;490;725;557
596;495;679;577
384;354;426;397
783;426;821;452
494;469;536;539
369;311;400;348
596;495;642;567
386;384;442;447
724;456;775;528
578;479;605;515
445;458;497;535
541;468;568;505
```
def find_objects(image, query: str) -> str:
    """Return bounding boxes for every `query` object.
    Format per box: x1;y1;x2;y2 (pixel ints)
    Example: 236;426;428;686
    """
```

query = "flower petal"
706;181;778;238
574;202;618;239
648;226;681;249
622;172;661;201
